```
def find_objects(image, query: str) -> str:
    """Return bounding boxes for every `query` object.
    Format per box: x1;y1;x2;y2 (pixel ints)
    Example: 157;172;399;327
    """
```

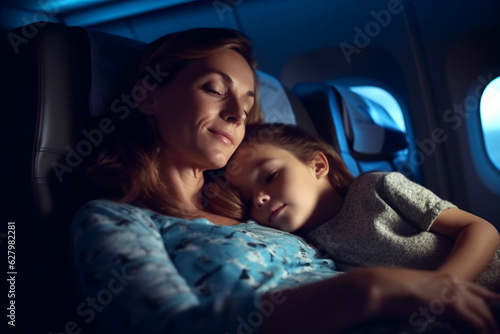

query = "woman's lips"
208;129;234;146
269;204;286;223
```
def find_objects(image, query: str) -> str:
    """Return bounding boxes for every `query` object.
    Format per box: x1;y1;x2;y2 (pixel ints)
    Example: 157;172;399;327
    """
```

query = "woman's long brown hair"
87;28;263;219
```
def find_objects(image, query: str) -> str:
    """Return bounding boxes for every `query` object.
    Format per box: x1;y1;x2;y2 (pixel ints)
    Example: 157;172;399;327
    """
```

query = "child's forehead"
228;144;275;184
235;141;277;158
231;142;279;168
232;143;272;170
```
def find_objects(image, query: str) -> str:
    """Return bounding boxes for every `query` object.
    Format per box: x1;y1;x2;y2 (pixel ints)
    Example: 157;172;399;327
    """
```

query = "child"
227;123;500;292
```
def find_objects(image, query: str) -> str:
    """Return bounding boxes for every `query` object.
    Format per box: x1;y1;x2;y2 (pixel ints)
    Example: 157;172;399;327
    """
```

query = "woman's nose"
222;97;246;124
254;192;270;208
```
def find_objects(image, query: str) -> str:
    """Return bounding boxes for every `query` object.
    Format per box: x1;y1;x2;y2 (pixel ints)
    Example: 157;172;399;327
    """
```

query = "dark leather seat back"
3;22;96;332
3;22;146;332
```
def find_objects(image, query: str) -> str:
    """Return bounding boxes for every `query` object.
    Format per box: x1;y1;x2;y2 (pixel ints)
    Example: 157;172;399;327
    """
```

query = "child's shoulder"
344;172;387;200
352;171;389;186
354;171;408;185
351;171;413;194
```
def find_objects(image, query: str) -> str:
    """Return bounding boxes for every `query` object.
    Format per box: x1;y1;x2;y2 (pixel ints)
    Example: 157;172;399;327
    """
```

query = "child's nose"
254;193;270;208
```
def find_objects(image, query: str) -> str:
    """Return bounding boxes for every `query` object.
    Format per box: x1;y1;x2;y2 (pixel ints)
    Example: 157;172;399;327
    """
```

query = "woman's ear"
310;152;329;179
134;80;156;115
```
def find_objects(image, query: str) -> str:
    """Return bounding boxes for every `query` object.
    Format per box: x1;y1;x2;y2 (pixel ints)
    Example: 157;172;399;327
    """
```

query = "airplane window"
348;86;406;132
480;77;500;170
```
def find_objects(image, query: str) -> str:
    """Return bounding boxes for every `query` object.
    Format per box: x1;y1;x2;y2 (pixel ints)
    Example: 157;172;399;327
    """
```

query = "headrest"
87;29;145;117
257;71;296;124
332;84;408;156
86;29;296;124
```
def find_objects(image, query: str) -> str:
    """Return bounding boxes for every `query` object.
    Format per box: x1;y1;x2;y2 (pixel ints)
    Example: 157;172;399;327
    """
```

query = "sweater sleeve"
71;201;260;334
376;172;456;231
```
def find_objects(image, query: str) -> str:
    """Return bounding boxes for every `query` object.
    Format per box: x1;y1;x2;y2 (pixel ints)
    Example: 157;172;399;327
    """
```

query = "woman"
72;27;500;334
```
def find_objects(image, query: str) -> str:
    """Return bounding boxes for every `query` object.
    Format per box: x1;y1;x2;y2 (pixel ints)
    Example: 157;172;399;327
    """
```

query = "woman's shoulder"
75;199;147;217
71;199;160;232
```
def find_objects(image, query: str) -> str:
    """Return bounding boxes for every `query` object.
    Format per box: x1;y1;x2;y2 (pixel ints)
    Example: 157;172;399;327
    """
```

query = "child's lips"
269;204;286;223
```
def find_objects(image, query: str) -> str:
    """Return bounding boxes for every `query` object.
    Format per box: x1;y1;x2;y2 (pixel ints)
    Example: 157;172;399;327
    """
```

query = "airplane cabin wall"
84;0;500;228
411;0;500;227
237;0;500;227
3;0;498;227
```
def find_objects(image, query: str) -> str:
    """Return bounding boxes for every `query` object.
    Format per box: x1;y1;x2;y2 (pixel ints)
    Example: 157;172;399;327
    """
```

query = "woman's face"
144;49;255;170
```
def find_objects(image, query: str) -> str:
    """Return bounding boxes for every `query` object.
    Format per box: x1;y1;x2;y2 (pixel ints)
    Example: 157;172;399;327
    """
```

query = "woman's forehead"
182;49;255;87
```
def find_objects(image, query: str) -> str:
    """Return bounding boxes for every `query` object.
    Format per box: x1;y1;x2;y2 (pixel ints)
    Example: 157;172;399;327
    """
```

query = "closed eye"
265;171;278;183
203;82;228;97
205;87;222;95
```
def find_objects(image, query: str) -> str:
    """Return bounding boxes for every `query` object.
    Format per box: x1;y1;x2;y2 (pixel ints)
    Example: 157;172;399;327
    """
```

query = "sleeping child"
226;123;500;292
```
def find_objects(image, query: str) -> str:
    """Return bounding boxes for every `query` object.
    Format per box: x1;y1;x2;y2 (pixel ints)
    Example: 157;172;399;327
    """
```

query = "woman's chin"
206;152;232;170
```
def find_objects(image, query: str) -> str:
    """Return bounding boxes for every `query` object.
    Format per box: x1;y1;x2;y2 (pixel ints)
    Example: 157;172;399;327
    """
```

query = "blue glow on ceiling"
0;0;200;28
38;0;113;12
61;0;198;26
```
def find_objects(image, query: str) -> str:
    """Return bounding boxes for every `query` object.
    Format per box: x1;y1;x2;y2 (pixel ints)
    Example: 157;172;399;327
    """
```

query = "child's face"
229;143;327;233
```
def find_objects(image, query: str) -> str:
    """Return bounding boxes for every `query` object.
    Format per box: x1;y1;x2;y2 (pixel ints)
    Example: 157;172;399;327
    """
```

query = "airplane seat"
257;70;318;135
292;82;415;179
3;22;97;332
1;21;319;332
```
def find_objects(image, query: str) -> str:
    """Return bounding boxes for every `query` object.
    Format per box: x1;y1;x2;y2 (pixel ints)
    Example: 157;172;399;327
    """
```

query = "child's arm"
431;208;500;281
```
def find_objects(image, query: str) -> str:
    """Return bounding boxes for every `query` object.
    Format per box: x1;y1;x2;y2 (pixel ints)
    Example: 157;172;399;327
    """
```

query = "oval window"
479;77;500;170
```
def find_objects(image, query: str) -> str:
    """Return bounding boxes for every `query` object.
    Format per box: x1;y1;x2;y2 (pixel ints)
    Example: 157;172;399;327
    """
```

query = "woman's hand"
260;267;500;334
355;267;500;334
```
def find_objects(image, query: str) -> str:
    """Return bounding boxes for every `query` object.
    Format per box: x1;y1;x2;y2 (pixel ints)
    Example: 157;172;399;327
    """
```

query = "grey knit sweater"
306;172;500;292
